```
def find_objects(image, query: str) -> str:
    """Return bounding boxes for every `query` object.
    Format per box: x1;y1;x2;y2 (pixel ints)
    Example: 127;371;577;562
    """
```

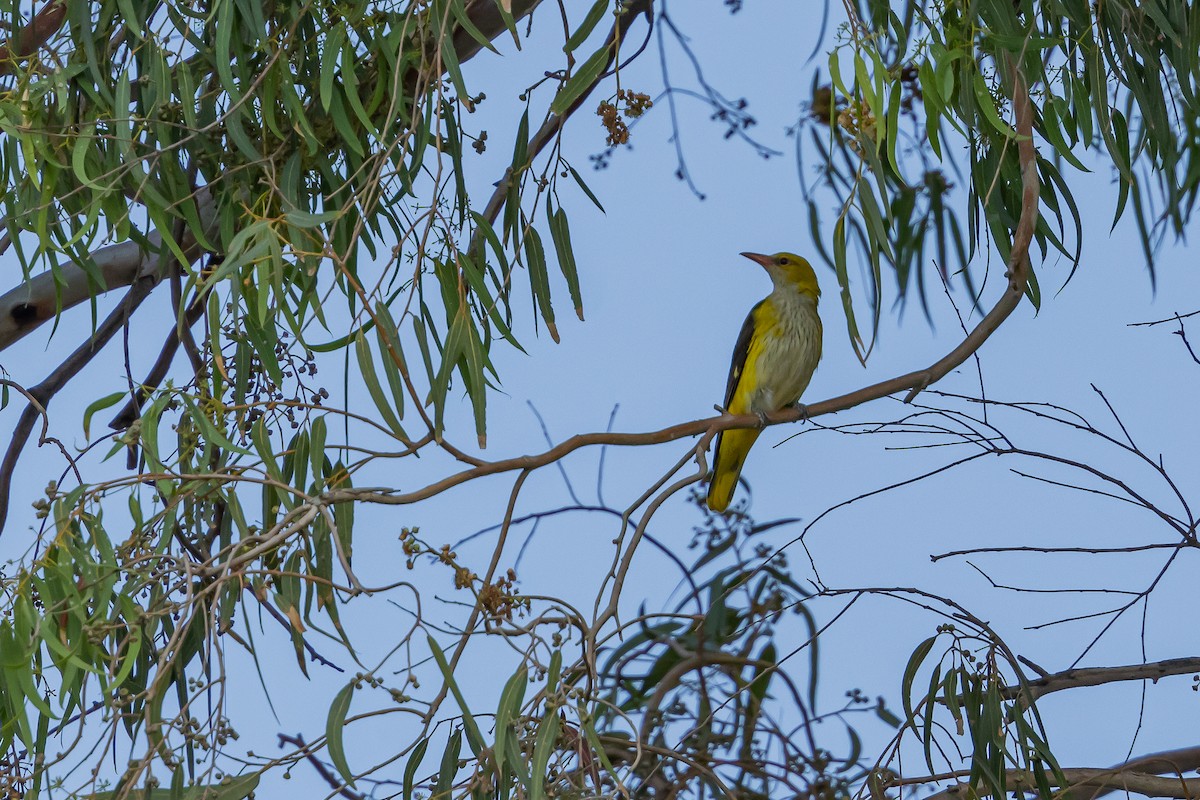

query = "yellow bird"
707;252;823;512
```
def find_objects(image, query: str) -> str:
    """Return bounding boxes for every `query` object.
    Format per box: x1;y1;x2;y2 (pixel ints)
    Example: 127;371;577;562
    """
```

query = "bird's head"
740;251;820;299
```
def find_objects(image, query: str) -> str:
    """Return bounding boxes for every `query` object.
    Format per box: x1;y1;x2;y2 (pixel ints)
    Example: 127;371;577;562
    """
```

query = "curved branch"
1088;748;1200;800
323;62;1039;508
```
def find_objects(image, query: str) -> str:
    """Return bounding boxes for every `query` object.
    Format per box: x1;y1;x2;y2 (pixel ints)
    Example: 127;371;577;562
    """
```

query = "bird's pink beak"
740;252;773;269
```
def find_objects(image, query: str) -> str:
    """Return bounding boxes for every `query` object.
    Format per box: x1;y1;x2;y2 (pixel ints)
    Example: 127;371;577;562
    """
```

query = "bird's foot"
755;410;769;428
792;401;810;422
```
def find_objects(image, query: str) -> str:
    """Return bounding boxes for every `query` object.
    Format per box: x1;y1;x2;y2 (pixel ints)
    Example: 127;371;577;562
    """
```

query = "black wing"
722;301;762;410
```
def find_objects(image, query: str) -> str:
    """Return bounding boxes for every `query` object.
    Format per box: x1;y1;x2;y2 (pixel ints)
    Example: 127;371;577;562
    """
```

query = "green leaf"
309;415;328;484
528;702;561;800
901;635;938;721
492;0;521;48
224;110;263;161
550;43;610;115
180;395;253;457
285;209;337;228
373;312;410;423
355;330;408;440
853;52;875;109
331;462;355;561
430;310;468;435
115;0;144;38
448;0;500;54
504;109;531;244
546;650;562;694
874;698;902;728
86;774;260;800
919;60;944;159
327;93;365;156
1024;258;1041;310
973;72;1018;137
922;661;942;771
70;124;101;189
832;215;866;364
885;79;901;172
459;251;520;349
942;667;963;734
1110;108;1132;228
568;165;606;213
504;728;531;791
251;419;285;485
321;23;347;112
742;642;775;756
470;210;510;275
109;633;142;689
577;707;620;783
240;314;284;385
83;392;126;439
435;728;462;800
402;737;429;800
826;48;849;97
427;635;485;755
438;18;469;99
547;204;584;320
523;227;558;342
565;0;610;52
460;312;491;447
326;681;357;788
494;665;528;781
0;621;26;668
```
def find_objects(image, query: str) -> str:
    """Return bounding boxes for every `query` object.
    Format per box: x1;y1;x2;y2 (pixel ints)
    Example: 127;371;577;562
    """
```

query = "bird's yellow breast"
729;287;822;415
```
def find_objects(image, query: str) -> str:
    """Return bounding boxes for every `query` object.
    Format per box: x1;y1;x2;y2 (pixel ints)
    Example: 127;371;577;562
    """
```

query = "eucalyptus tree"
0;0;1197;798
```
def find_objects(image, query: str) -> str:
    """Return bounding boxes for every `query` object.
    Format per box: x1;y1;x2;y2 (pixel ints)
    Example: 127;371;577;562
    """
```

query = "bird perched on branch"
707;252;822;513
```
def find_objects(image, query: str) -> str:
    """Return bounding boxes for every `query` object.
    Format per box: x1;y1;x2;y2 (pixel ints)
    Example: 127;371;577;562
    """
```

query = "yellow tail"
706;428;761;512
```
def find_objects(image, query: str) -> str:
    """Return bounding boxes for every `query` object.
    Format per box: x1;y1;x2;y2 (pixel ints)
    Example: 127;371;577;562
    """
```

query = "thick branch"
921;747;1200;800
1006;657;1200;704
1087;748;1200;800
928;767;1200;800
454;0;544;62
0;189;214;352
0;0;68;74
1117;748;1200;781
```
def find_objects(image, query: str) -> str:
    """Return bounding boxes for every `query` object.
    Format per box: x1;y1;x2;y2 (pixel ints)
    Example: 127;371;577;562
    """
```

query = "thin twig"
277;734;364;800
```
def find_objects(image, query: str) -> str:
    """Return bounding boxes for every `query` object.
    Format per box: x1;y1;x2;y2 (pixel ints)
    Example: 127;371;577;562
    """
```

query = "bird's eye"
779;257;790;265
